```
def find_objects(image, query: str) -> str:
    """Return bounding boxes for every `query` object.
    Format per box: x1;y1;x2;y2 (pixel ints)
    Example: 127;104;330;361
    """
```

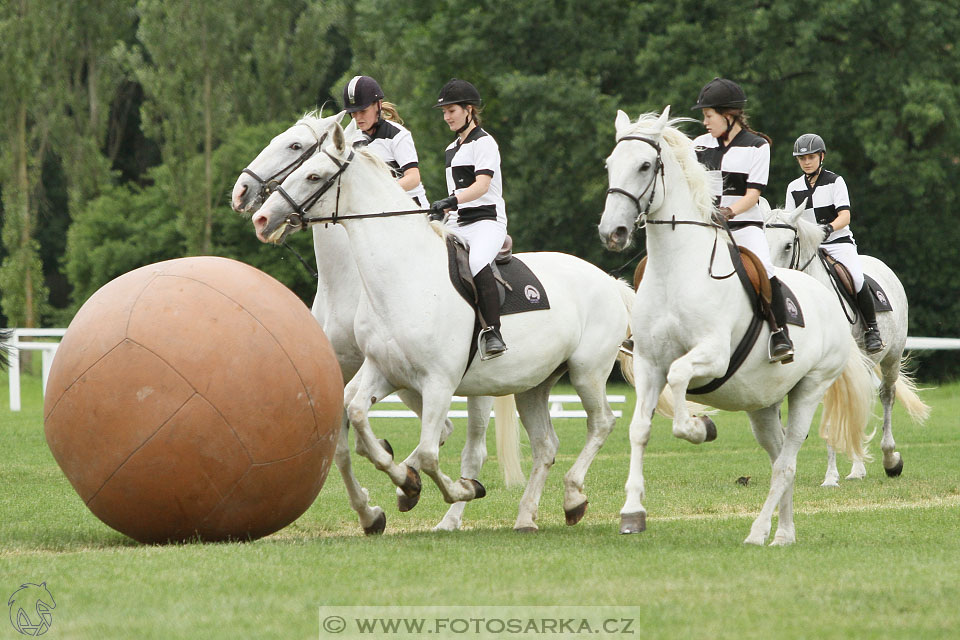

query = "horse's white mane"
621;112;717;221
764;207;823;260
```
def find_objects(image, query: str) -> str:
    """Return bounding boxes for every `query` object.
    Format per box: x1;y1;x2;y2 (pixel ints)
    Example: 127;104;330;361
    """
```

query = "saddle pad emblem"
524;285;541;303
876;289;888;305
786;298;799;320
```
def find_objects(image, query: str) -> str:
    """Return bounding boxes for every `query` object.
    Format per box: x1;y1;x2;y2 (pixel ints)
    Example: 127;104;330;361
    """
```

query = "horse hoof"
466;478;486;499
397;491;420;512
565;500;588;526
702;416;718;442
363;510;386;536
515;526;538;534
397;467;422;512
884;455;904;477
378;438;394;459
619;511;646;534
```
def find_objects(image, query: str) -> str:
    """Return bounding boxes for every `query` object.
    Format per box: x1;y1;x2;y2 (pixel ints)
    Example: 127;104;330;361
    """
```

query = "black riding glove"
820;223;833;241
429;195;458;221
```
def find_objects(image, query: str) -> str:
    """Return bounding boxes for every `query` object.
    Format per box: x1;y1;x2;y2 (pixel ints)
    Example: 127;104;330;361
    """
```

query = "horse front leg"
434;395;493;532
620;361;666;534
665;344;727;444
345;361;418;495
403;385;486;509
332;411;385;535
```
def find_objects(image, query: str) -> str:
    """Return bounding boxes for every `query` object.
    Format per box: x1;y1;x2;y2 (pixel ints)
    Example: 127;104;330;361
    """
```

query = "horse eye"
307;173;320;181
290;142;302;150
640;161;651;172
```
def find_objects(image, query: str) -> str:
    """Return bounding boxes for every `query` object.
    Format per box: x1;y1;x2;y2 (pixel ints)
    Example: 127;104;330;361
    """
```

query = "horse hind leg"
434;395;494;532
879;360;903;476
562;368;618;526
512;382;560;532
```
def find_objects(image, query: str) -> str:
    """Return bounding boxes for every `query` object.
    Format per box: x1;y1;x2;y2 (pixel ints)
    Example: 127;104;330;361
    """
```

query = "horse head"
232;111;354;214
764;202;819;270
598;106;673;252
253;121;355;244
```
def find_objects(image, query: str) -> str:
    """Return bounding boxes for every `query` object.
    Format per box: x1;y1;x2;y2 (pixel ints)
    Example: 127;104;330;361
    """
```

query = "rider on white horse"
691;77;795;363
343;75;429;207
429;78;508;359
785;133;884;353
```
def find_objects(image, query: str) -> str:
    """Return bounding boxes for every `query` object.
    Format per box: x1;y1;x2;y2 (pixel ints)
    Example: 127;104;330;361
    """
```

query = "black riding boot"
768;276;795;363
474;265;506;359
856;285;884;354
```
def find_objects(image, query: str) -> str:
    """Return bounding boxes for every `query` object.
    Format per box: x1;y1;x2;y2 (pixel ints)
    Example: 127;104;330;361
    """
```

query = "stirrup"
768;329;794;364
478;327;507;361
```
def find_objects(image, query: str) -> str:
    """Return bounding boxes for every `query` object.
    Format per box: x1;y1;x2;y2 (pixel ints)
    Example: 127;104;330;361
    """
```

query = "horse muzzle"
599;223;631;252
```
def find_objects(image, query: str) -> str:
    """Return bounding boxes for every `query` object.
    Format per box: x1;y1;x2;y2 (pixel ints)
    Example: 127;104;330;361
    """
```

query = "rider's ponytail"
381;101;403;124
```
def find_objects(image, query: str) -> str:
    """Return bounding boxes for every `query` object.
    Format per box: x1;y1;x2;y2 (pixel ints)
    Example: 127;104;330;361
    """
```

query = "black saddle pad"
865;274;893;312
781;282;804;328
445;236;550;314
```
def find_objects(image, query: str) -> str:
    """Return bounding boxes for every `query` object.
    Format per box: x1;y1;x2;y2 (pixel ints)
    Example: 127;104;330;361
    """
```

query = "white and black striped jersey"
355;118;427;205
444;127;506;226
785;170;853;244
693;130;769;223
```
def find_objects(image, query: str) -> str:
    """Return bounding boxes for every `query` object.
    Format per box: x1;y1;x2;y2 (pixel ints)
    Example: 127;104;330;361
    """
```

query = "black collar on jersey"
456;125;486;146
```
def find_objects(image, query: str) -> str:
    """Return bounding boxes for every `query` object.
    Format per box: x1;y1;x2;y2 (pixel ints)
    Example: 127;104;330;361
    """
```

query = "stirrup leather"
477;327;507;361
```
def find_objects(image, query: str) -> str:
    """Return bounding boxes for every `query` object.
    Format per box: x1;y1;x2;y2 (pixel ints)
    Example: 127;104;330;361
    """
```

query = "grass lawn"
1;366;958;639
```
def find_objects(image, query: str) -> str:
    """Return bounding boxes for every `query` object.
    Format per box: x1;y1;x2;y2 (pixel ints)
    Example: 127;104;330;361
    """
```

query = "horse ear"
615;110;631;137
332;122;347;154
655;105;672;134
786;201;805;225
343;118;358;142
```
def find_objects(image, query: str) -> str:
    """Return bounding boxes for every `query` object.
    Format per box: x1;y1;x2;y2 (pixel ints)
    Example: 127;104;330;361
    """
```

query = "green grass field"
2;367;959;639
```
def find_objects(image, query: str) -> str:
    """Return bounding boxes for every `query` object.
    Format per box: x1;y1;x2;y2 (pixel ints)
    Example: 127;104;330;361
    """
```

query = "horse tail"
0;329;12;371
891;361;931;425
819;341;875;461
494;395;525;487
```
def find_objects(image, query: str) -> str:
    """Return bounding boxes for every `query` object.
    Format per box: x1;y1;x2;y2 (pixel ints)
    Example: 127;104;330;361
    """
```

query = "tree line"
2;0;958;378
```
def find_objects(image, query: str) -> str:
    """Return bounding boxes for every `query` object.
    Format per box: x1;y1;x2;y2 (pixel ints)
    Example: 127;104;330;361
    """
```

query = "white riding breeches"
822;241;864;292
449;218;507;276
731;224;776;279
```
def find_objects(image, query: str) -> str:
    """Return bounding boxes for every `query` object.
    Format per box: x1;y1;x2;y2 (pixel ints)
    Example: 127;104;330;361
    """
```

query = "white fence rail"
3;329;958;413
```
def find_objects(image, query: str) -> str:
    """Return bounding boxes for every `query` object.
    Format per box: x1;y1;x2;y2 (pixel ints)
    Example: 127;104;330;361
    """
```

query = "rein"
241;125;327;203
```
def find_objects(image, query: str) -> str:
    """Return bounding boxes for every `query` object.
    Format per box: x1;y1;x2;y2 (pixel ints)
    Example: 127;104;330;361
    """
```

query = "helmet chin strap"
803;153;825;179
456;106;474;134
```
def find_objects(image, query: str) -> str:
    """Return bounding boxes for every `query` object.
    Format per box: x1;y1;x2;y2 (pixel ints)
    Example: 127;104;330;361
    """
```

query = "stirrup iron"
768;329;794;364
477;327;507;361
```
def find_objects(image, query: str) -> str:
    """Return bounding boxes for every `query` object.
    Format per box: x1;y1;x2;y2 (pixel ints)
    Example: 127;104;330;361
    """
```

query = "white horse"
231;112;522;534
251;121;634;532
764;205;930;485
598;108;875;546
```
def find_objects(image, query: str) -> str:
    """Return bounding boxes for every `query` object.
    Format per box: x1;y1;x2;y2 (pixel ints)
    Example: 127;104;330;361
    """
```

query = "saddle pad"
865;275;893;312
445;236;550;315
780;281;805;328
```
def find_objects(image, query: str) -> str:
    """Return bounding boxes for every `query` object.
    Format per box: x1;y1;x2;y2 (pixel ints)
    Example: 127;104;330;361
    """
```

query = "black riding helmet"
433;78;482;108
343;75;384;113
793;133;826;156
691;77;747;111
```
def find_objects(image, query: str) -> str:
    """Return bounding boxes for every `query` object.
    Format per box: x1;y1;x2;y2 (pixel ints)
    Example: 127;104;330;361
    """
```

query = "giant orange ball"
43;257;343;543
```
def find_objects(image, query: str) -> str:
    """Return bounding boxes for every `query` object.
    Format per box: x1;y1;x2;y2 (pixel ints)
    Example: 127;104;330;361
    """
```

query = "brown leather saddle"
819;250;893;314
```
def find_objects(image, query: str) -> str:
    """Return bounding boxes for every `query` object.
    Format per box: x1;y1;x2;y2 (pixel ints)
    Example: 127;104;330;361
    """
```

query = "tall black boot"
856;285;884;354
768;276;795;363
474;265;506;359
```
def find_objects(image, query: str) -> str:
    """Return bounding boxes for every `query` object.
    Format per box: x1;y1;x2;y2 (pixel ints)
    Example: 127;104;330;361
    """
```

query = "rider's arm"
397;167;421;191
451;174;492;206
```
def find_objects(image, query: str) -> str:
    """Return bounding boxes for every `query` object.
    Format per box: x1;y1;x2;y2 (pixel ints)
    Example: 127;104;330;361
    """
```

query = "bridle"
605;135;665;228
605;133;737;280
240;123;326;205
269;146;430;233
766;221;816;271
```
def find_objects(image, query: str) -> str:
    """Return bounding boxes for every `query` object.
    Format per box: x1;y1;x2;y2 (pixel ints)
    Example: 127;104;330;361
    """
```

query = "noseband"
241;124;327;204
605;135;665;227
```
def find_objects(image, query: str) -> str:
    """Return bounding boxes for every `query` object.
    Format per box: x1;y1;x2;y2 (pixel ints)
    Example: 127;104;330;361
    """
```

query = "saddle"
446;234;551;366
820;249;893;313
